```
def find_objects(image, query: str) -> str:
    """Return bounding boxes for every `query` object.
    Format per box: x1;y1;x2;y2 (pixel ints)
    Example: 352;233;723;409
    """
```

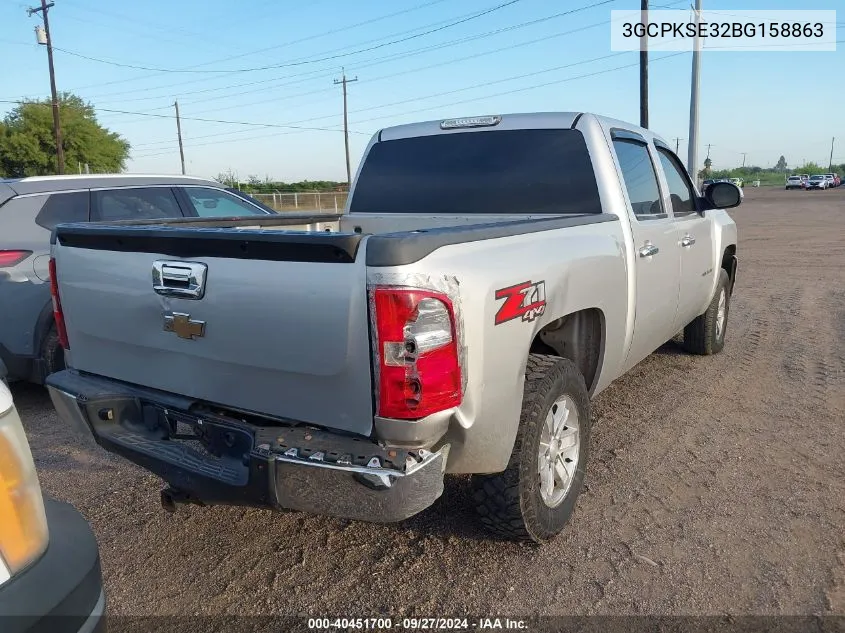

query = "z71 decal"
494;280;547;325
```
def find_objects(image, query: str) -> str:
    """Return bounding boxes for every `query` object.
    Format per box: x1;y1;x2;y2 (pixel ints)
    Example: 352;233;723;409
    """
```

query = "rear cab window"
349;128;602;215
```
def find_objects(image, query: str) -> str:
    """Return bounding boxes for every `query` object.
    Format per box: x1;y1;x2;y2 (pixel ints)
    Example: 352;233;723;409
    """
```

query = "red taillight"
372;287;462;420
0;250;32;267
48;258;69;350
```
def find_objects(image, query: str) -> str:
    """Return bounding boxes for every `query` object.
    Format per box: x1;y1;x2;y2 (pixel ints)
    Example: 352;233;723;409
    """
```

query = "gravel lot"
13;186;845;618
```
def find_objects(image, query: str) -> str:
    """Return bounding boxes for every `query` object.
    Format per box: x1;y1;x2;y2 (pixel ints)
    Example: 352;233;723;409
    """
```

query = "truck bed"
51;211;616;439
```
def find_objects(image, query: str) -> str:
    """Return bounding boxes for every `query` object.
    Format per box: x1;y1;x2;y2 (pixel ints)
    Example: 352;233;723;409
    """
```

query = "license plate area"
161;408;254;461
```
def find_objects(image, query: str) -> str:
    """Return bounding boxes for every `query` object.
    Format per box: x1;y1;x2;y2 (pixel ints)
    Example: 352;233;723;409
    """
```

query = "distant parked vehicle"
0;174;276;385
728;178;744;188
785;175;805;190
823;174;838;188
806;175;828;190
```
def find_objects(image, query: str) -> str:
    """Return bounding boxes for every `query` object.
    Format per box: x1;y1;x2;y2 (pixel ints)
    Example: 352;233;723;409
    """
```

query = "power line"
270;52;632;129
131;51;687;159
53;0;526;78
92;0;656;128
58;0;456;93
67;0;625;102
183;0;453;69
97;107;372;133
121;50;635;148
153;16;631;119
122;2;690;148
123;10;615;110
347;52;687;128
0;99;368;135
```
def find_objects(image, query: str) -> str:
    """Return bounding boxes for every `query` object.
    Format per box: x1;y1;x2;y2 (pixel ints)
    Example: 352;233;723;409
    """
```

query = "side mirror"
703;181;742;210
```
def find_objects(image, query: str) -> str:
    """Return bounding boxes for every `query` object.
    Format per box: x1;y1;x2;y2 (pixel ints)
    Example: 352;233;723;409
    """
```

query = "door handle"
638;242;659;258
152;260;208;299
681;235;696;247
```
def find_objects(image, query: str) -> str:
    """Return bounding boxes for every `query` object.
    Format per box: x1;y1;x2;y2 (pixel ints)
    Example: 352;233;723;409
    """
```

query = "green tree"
775;155;787;172
0;93;129;177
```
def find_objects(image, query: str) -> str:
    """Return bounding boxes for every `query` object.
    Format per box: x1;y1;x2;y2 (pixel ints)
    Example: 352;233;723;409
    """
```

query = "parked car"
806;175;828;190
823;174;838;188
46;112;740;543
0;376;105;632
785;175;806;190
728;177;744;188
0;175;276;385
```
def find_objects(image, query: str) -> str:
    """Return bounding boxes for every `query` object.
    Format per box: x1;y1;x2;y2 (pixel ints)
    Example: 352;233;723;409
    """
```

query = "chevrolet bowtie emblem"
163;312;206;340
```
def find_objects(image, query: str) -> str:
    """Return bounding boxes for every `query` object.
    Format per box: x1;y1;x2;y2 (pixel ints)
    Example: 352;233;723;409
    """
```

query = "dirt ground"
13;186;845;619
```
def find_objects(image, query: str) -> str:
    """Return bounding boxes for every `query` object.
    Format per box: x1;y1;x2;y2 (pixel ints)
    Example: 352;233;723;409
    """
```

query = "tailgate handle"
152;261;207;299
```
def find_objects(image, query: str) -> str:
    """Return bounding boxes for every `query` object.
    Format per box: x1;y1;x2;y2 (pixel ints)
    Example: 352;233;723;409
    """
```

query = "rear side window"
612;139;664;220
33;191;90;229
349;129;602;215
91;187;183;221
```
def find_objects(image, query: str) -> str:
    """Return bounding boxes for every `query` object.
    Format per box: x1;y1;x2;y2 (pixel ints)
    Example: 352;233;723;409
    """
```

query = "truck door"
653;145;716;332
610;133;682;370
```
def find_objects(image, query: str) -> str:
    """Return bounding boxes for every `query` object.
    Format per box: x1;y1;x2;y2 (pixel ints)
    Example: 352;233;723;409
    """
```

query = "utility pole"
28;0;64;174
673;137;683;154
687;0;702;176
174;101;186;175
828;137;835;171
639;0;649;129
333;68;358;186
741;152;747;167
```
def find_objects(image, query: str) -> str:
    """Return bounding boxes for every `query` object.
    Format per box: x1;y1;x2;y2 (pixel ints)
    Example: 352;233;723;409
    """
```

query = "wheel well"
721;244;737;294
528;308;603;392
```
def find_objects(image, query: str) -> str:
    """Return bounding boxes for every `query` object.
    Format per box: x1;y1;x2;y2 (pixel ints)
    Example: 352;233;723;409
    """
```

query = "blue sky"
1;0;842;181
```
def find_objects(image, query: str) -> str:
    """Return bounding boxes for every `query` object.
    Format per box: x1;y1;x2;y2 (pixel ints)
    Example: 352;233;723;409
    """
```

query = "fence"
251;191;349;213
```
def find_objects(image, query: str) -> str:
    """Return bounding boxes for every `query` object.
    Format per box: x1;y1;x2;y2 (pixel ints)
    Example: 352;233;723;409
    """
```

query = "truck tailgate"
52;226;374;435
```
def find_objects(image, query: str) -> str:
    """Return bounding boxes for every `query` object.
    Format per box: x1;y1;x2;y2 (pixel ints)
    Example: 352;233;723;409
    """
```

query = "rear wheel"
683;269;731;355
472;355;591;543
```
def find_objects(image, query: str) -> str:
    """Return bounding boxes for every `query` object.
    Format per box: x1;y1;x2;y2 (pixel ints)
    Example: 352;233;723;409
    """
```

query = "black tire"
472;355;591;543
41;325;65;380
683;269;731;356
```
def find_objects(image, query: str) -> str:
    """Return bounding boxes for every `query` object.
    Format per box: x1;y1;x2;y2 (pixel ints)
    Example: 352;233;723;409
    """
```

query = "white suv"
785;176;804;190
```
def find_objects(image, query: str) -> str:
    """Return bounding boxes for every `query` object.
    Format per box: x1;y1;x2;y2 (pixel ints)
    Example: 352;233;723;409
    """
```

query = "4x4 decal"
494;280;547;325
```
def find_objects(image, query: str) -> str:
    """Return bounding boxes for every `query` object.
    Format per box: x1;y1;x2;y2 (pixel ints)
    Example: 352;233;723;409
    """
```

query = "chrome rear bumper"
47;370;448;523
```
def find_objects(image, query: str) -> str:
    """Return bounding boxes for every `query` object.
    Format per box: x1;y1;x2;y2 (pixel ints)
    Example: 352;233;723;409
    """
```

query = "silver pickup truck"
46;112;740;542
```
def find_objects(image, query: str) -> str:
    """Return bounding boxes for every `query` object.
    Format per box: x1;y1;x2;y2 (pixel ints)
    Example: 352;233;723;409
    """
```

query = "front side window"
91;187;183;221
656;148;697;216
182;187;267;217
612;139;664;220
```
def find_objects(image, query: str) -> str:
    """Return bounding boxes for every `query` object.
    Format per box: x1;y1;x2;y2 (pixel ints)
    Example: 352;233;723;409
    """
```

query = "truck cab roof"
376;112;669;147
